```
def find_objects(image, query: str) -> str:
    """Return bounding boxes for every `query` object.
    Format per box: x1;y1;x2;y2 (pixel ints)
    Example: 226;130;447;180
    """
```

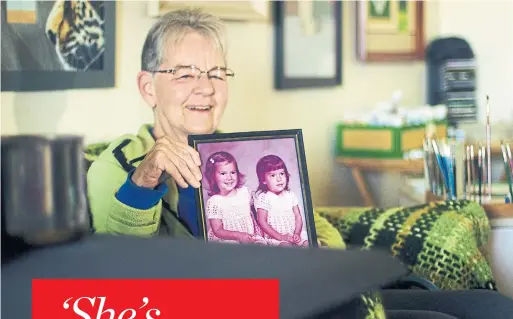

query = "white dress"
253;190;307;245
205;186;265;244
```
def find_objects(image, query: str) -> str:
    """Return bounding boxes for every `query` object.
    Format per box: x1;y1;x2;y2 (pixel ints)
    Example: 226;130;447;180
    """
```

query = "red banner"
32;279;279;319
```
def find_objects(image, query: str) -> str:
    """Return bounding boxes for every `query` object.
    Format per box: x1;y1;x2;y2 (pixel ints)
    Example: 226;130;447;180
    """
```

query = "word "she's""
62;296;161;319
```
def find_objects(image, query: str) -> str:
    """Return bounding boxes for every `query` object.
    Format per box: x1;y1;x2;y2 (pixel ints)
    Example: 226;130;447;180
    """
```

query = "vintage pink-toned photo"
190;130;317;248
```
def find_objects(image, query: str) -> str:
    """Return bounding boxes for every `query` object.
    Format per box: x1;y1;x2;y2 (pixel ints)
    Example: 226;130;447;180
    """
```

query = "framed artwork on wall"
356;0;425;62
147;0;269;22
1;0;116;92
188;129;318;247
273;0;342;90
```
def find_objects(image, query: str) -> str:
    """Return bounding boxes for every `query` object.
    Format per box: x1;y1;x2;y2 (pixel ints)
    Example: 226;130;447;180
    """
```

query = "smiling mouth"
186;105;212;111
277;183;284;187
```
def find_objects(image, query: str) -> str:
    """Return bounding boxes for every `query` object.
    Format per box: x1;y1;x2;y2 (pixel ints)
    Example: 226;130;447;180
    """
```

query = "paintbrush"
465;145;471;199
481;145;488;202
477;145;483;204
506;143;513;175
482;145;488;201
432;139;451;198
423;138;435;193
470;145;476;201
485;95;492;201
500;141;513;201
443;142;455;200
434;148;443;197
453;131;465;199
428;138;440;196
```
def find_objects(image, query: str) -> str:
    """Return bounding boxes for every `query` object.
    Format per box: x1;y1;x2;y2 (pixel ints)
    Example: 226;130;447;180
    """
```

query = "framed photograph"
356;0;425;62
1;0;116;92
273;0;342;90
147;0;269;22
188;129;318;248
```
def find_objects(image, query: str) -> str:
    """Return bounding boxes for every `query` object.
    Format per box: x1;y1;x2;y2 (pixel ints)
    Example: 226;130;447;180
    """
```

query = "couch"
84;142;497;291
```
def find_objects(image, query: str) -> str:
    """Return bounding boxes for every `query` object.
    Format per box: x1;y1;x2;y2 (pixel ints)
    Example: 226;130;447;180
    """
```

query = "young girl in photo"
204;151;266;245
253;154;309;247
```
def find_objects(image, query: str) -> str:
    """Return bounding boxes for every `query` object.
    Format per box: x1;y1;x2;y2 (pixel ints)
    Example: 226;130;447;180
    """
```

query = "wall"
0;1;439;207
2;1;511;208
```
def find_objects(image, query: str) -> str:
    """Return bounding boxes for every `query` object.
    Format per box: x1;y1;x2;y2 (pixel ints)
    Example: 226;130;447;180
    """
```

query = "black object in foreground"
2;235;407;319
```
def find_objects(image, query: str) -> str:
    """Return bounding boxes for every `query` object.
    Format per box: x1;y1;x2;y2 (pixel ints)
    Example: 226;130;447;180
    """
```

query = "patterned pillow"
317;200;497;291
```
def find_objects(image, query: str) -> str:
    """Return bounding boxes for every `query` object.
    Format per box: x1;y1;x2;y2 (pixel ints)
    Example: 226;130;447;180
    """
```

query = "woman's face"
142;32;229;141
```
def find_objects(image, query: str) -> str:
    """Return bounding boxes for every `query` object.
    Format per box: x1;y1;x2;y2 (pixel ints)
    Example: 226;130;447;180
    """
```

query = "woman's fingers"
148;148;186;188
186;145;202;166
154;138;203;188
174;142;203;179
161;138;203;183
169;146;203;182
168;155;201;188
164;137;202;166
162;160;188;189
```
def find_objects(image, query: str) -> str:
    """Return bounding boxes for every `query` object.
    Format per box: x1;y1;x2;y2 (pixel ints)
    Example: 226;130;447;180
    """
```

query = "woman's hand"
131;136;202;189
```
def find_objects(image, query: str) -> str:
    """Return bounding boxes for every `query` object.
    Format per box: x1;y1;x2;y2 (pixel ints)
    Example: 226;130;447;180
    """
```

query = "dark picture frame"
273;0;342;90
188;129;318;248
1;1;116;92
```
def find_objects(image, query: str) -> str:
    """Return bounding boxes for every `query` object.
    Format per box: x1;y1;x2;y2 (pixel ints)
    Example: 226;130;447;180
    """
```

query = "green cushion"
317;200;497;291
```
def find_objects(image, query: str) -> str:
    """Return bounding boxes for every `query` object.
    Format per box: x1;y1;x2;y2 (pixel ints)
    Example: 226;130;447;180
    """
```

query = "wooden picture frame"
1;1;116;92
147;0;270;22
273;0;342;90
356;0;425;62
188;129;318;247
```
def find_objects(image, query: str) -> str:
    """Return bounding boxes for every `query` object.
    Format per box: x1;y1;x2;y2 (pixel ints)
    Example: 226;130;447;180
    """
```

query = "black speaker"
426;37;477;126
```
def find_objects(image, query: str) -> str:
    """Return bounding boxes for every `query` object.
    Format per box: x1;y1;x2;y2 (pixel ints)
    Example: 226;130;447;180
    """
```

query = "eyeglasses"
153;65;235;82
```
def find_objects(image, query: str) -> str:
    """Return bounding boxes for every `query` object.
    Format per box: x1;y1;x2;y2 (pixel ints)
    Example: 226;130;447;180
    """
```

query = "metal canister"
1;135;90;246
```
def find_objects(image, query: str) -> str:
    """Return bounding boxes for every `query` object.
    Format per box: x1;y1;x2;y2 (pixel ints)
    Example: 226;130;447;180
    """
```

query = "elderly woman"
88;8;513;319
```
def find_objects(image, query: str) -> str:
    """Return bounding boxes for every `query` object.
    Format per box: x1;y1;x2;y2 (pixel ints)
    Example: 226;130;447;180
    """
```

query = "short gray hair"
141;8;226;72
